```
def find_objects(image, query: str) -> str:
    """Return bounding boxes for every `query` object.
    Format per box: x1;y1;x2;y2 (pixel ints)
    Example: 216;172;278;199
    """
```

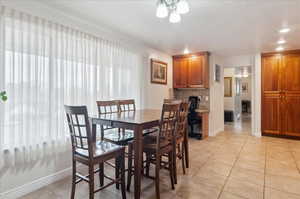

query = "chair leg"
99;163;104;187
181;143;186;175
145;152;151;177
168;152;175;190
127;144;133;191
173;146;177;185
155;155;161;199
115;157;120;190
71;160;76;199
120;153;127;199
88;164;94;199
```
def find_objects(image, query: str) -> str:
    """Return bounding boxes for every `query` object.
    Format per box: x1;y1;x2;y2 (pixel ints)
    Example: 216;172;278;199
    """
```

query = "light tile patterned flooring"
20;121;300;199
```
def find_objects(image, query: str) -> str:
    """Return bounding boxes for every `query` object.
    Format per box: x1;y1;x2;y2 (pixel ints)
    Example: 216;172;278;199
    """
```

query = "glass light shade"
177;0;189;14
169;11;181;23
156;2;168;18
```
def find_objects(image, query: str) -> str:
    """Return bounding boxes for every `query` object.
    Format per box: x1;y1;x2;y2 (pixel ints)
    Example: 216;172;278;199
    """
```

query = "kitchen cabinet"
262;50;300;138
173;52;209;88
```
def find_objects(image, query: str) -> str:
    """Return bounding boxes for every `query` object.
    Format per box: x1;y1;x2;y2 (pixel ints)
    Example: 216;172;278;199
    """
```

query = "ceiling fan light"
177;0;190;14
169;11;181;23
156;1;168;18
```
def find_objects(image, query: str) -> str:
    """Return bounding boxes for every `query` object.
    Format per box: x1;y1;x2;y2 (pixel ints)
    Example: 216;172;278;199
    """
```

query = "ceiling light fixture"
276;46;284;51
183;48;189;54
277;39;286;44
279;28;290;33
156;0;190;23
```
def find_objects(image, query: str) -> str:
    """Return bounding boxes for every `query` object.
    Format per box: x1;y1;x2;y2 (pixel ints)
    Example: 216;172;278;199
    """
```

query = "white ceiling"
37;0;300;56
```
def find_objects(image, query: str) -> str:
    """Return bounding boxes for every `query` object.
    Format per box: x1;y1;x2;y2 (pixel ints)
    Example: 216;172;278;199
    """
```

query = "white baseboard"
210;127;224;136
1;167;72;199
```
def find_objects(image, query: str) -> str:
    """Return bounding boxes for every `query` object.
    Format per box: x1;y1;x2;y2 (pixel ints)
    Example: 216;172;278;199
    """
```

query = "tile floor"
20;120;300;199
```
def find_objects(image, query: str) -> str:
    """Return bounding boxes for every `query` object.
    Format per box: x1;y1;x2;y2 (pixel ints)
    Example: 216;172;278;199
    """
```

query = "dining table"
89;109;190;199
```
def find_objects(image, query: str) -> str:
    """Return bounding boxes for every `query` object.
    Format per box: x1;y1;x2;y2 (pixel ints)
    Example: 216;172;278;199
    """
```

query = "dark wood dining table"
89;109;190;199
90;109;160;199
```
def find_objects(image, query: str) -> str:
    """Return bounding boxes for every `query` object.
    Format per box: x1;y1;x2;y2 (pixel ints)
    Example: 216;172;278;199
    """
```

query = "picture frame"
242;82;248;93
214;64;221;82
151;59;167;85
224;77;232;97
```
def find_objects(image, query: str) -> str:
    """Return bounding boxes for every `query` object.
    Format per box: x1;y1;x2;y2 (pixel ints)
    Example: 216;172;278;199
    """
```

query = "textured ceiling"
17;0;300;55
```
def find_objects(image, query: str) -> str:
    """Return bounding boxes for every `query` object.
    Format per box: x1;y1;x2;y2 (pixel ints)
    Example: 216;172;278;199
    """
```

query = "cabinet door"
173;57;188;88
282;94;300;137
281;54;300;137
262;95;282;135
262;56;281;93
187;56;206;88
261;56;282;135
282;54;300;92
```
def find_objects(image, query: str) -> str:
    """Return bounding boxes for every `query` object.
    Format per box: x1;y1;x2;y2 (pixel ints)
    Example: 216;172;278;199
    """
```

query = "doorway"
224;66;252;133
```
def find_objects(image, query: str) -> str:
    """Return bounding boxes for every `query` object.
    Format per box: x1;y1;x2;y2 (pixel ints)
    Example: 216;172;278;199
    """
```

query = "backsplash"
172;89;210;109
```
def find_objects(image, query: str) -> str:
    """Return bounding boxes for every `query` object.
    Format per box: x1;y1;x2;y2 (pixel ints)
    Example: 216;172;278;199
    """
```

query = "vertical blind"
0;7;142;151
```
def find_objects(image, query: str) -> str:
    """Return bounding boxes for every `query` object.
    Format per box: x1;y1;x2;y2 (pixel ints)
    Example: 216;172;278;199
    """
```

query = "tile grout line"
216;136;248;199
289;142;300;174
263;140;267;199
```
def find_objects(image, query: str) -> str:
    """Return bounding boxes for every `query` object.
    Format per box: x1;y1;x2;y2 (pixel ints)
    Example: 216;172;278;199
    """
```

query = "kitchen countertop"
195;108;209;113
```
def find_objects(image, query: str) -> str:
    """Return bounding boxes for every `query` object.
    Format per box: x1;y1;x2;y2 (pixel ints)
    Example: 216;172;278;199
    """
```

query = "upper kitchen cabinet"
173;52;209;89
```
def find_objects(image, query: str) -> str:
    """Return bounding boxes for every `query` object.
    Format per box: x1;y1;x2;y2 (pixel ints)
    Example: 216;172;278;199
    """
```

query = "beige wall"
141;53;173;109
209;54;225;136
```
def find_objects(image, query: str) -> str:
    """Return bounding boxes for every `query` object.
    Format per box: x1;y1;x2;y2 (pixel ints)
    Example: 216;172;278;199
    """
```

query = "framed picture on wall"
242;82;248;93
224;77;232;97
214;64;221;82
151;59;167;85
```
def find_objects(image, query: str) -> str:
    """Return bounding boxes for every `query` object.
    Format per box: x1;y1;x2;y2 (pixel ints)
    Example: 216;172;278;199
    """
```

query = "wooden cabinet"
262;50;300;138
173;57;189;88
173;52;209;88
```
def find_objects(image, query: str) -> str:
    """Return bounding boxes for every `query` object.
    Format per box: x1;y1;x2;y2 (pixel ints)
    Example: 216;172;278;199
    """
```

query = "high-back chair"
65;105;126;199
96;100;134;145
143;103;180;199
118;99;136;112
173;102;190;184
163;99;182;104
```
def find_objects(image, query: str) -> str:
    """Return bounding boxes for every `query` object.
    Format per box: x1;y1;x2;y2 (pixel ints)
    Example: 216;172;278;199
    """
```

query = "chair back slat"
65;105;93;157
158;103;180;149
176;102;190;139
96;100;119;115
96;100;121;139
164;99;183;104
118;99;136;112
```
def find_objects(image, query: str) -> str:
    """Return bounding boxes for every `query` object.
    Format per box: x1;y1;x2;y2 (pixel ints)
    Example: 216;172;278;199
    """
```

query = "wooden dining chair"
173;101;190;184
142;103;180;199
96;100;134;145
118;99;136;112
96;100;134;190
164;99;182;104
64;105;126;199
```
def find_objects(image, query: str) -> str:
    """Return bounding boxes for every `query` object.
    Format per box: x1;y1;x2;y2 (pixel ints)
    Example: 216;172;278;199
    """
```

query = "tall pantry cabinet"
262;50;300;138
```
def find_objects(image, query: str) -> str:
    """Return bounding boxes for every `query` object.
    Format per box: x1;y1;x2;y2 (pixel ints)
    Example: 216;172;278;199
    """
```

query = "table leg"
133;125;143;199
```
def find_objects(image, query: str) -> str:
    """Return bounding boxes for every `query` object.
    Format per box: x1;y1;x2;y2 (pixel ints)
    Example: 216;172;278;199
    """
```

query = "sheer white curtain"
0;6;142;151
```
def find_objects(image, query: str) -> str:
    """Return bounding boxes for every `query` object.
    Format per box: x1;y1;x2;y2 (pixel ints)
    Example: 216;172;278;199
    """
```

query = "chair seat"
75;141;124;158
143;132;170;152
104;127;158;145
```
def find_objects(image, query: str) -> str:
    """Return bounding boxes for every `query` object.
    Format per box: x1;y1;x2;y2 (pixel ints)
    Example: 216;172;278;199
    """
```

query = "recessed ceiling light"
279;28;290;33
277;39;286;44
276;46;284;51
183;48;189;54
